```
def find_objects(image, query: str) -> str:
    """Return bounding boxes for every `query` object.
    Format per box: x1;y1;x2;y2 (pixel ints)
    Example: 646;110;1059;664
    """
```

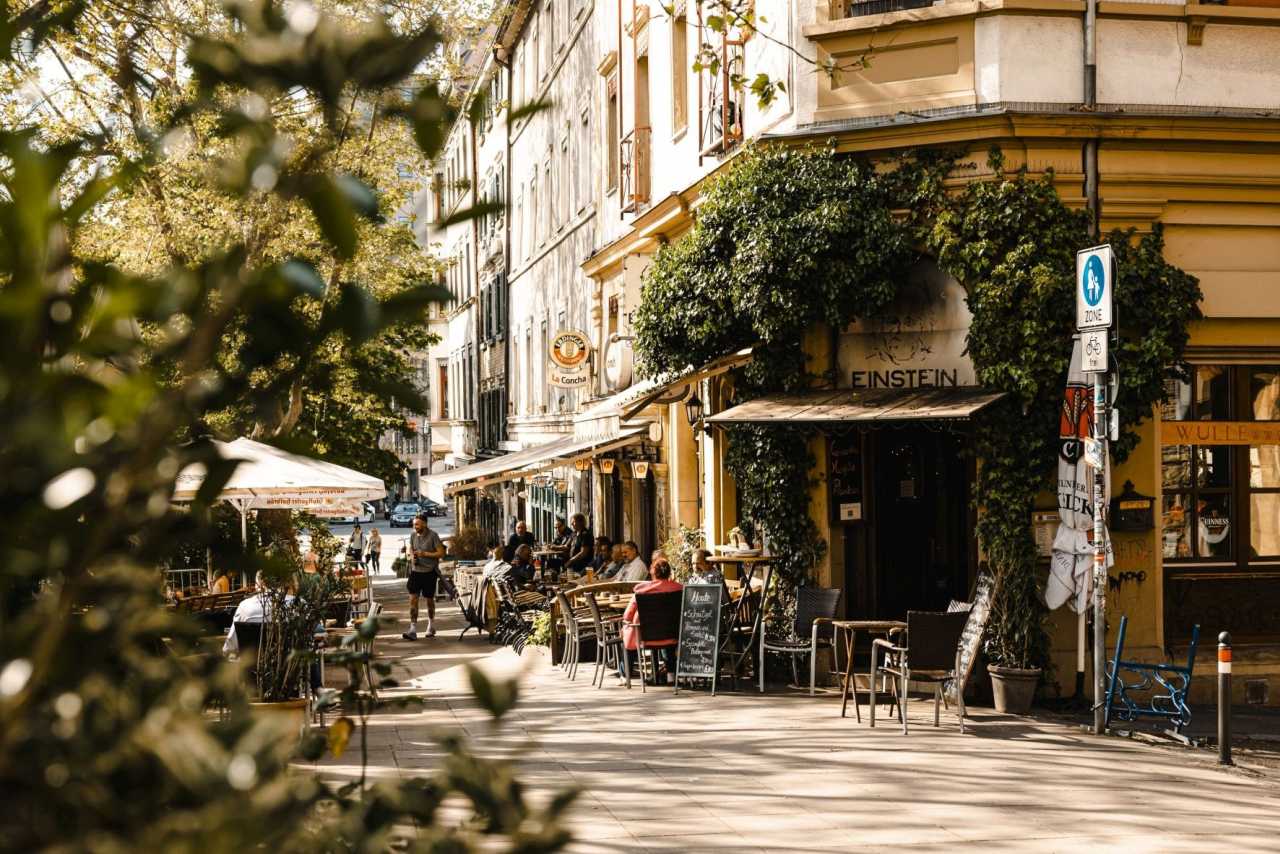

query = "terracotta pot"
988;665;1041;714
249;698;308;742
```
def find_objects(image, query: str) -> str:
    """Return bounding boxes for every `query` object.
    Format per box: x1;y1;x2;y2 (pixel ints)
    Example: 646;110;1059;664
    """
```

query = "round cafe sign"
550;329;590;369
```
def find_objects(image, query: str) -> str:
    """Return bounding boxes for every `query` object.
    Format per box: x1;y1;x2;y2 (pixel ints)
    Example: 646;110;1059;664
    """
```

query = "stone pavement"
308;580;1280;852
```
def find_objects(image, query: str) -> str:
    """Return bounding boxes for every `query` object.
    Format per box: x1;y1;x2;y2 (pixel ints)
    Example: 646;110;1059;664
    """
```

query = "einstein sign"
838;261;977;390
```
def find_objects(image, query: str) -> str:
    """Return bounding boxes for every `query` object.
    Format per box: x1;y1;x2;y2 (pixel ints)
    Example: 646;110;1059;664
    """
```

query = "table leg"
839;628;859;721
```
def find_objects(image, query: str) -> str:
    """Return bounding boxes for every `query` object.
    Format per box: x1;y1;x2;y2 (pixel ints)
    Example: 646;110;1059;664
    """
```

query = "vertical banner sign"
1076;244;1114;734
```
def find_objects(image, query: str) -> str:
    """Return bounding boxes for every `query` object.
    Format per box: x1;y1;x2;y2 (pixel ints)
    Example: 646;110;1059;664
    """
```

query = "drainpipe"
1084;0;1100;239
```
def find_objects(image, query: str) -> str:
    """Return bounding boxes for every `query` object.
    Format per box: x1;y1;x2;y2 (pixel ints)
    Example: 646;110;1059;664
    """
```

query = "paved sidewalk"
309;582;1280;852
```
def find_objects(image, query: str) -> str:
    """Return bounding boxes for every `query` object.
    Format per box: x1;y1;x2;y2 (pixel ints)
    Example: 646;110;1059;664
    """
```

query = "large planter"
988;665;1041;714
249;698;308;742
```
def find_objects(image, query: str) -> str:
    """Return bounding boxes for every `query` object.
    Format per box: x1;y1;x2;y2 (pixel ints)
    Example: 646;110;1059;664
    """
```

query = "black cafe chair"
871;610;969;734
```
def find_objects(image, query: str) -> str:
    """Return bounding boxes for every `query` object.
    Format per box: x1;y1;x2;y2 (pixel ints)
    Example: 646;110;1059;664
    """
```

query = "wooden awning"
704;387;1007;425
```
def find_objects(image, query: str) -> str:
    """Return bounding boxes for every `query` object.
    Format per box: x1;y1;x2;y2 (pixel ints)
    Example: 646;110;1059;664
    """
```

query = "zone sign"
1076;244;1113;330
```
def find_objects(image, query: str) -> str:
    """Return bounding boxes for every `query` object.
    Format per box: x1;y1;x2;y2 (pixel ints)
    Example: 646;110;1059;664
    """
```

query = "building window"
1162;365;1280;563
671;5;688;134
606;73;619;192
578;109;590;212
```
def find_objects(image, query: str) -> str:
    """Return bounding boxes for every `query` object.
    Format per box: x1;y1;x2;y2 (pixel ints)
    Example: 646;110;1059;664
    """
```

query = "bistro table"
834;619;908;722
707;555;775;679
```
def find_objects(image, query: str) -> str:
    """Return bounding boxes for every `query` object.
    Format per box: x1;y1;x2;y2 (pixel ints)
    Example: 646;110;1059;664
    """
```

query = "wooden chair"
626;590;683;693
871;610;969;734
759;587;842;695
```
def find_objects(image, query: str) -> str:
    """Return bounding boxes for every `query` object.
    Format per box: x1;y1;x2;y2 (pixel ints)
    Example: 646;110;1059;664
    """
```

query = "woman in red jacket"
619;558;682;682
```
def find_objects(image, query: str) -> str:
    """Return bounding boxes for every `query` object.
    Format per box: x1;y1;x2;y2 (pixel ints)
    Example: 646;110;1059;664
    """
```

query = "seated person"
507;544;537;586
690;548;720;582
482;543;508;577
210;568;232;594
614;541;649;582
619;559;683;681
222;571;273;655
504;520;535;562
598;543;626;579
590;536;613;572
544;517;573;577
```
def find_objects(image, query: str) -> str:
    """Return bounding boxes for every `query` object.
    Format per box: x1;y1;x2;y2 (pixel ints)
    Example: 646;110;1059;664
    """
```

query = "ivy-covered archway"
633;144;1202;670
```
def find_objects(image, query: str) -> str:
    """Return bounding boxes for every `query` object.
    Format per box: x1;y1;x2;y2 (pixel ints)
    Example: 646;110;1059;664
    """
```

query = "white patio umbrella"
173;438;386;542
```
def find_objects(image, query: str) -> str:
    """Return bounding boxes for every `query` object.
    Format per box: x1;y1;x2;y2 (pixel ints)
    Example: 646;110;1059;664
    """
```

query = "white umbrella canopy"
173;438;386;540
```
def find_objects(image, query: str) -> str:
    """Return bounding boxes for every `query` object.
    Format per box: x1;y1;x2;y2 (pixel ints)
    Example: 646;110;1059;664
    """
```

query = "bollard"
1218;631;1232;766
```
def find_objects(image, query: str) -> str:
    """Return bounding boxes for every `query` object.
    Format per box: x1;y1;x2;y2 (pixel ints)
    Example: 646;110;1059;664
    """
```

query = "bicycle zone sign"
1076;244;1113;374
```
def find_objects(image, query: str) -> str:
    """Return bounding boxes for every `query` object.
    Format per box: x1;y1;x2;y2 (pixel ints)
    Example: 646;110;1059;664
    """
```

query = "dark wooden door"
872;428;969;619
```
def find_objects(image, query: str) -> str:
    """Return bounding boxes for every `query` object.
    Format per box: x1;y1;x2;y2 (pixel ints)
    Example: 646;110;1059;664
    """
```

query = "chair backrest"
633;590;683;644
906;610;970;672
554;592;579;639
794;587;842;636
583;592;606;635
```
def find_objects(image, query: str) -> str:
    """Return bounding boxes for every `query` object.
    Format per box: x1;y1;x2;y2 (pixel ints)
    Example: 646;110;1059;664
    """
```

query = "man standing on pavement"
403;512;446;640
565;512;594;573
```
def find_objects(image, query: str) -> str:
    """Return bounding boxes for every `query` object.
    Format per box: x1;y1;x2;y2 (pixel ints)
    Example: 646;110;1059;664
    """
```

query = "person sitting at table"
508;544;537;587
222;572;276;655
619;559;683;682
590;536;613;572
565;513;595;574
616;541;649;582
690;548;720;582
543;517;573;578
504;519;535;562
483;542;507;577
210;567;232;594
597;543;626;579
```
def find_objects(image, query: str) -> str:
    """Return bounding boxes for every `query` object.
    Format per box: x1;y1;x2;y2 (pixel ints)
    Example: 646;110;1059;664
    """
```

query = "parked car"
389;502;421;528
419;498;447;517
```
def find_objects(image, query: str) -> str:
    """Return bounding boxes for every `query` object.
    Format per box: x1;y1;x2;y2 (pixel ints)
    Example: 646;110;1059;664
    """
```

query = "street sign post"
1077;244;1114;736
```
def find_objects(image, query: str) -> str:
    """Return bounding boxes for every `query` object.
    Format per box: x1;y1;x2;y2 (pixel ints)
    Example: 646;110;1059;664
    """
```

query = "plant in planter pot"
983;543;1051;714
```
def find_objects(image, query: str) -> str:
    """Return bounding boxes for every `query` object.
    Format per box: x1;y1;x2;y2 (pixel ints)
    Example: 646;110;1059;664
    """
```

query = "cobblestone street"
306;582;1280;852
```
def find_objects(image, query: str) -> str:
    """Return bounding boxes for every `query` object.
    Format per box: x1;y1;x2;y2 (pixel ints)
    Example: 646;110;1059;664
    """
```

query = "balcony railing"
829;0;934;18
619;126;652;215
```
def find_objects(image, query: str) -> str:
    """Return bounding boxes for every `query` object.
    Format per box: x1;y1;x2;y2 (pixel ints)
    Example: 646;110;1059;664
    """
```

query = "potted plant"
984;556;1050;714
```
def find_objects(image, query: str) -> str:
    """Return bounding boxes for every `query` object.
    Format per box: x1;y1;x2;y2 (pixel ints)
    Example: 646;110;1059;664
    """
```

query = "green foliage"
449;524;491;560
0;3;572;851
527;611;553;647
634;143;1201;670
663;524;706;582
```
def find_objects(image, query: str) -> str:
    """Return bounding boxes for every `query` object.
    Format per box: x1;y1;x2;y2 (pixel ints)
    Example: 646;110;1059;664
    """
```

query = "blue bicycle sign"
1076;245;1113;330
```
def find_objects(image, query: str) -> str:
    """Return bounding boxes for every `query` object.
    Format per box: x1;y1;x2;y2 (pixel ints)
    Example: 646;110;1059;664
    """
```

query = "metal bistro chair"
584;592;626;689
554;591;597;681
315;601;384;726
759;587;843;695
626;590;683;693
871;610;969;734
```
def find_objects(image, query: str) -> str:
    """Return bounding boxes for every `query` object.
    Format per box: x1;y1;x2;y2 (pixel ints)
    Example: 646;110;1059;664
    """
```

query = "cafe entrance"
836;426;976;621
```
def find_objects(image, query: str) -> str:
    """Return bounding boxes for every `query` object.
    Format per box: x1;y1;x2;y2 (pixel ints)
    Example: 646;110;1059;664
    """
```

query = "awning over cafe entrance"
705;386;1007;425
421;427;647;503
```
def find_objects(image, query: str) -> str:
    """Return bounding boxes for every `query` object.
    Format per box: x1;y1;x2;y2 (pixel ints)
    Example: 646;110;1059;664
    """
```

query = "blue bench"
1104;615;1200;737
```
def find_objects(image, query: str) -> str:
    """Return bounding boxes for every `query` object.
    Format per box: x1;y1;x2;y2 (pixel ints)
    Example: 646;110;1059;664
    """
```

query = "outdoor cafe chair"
583;592;625;689
554;591;597;682
758;586;842;695
315;601;383;727
871;610;969;734
627;590;682;693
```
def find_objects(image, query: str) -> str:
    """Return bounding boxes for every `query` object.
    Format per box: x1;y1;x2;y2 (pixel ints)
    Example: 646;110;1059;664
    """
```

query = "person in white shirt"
223;572;270;655
616;541;649;583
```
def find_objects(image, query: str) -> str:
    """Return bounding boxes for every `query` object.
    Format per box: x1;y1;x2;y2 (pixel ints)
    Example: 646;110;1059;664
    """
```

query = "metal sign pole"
1092;371;1108;735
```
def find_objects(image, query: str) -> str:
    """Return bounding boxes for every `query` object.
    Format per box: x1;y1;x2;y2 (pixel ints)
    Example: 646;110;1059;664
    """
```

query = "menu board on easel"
950;570;995;703
674;583;724;694
829;433;863;523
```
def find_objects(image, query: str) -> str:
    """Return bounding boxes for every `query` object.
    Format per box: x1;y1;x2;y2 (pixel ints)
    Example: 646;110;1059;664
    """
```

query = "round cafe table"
834;620;907;723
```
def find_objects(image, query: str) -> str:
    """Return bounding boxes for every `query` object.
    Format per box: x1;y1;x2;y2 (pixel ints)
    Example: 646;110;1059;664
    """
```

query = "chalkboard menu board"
829;434;863;522
950;570;995;703
675;583;725;693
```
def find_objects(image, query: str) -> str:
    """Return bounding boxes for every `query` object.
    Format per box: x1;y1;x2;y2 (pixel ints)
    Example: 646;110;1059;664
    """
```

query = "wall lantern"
573;458;591;472
599;458;616;475
631;461;650;479
684;392;712;436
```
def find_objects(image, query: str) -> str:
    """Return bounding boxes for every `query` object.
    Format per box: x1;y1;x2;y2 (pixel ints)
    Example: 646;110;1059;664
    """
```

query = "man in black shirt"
504;519;535;562
565;512;594;573
591;536;613;571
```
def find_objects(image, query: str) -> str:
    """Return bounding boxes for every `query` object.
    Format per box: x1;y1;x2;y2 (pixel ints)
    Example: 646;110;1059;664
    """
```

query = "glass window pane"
1162;494;1192;559
1162;376;1192;422
1195;445;1232;489
1251;493;1280;558
1196;494;1233;559
1161;444;1193;490
1250;367;1280;421
1251;445;1280;489
1195;366;1231;421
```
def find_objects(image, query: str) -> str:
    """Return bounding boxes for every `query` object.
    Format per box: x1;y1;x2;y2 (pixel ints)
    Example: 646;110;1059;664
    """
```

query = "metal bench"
1104;614;1200;739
